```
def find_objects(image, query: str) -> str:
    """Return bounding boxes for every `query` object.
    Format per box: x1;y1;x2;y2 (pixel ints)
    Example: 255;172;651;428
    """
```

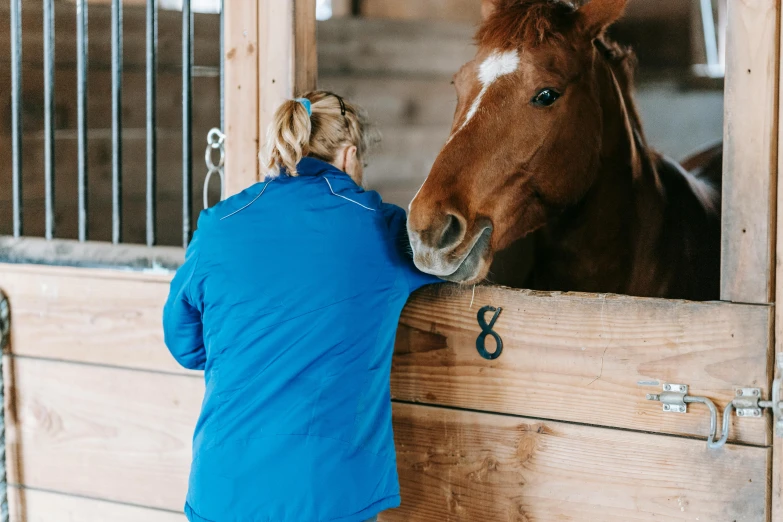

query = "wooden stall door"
384;285;777;521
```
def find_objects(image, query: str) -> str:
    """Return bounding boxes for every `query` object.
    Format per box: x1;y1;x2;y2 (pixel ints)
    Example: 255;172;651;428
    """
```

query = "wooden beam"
1;265;773;447
772;0;783;507
0;265;186;374
9;488;186;522
318;18;475;77
360;0;482;23
225;0;317;194
295;0;319;93
721;0;780;303
393;285;772;446
385;403;769;521
5;357;200;511
223;1;259;196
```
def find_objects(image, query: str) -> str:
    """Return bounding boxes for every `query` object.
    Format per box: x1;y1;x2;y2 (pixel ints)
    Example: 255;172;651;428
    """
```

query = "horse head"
407;0;632;284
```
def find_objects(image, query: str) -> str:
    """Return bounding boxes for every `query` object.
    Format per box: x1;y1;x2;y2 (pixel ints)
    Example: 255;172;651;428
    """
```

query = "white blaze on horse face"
458;50;520;135
411;50;519;211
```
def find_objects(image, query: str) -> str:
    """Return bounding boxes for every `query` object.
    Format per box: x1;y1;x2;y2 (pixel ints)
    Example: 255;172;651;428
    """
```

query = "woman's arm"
163;234;206;370
380;203;443;293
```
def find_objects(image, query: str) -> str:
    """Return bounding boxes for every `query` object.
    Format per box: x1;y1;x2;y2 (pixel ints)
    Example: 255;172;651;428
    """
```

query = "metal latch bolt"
646;361;783;449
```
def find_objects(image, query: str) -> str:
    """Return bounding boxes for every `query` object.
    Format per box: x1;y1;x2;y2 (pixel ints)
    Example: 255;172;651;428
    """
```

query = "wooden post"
223;2;260;197
773;2;783;515
224;0;317;196
721;0;780;304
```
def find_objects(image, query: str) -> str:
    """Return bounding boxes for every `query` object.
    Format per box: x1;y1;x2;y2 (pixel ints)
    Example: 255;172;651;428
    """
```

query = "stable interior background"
0;0;723;244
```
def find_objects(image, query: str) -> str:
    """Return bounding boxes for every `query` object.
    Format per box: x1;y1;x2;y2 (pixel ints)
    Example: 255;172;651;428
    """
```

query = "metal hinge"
646;360;783;449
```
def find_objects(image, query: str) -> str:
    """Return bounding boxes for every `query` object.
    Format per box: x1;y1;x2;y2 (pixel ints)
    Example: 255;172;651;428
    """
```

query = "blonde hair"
263;91;375;178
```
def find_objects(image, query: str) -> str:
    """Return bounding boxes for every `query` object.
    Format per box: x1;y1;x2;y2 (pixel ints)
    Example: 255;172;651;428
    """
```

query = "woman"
163;91;440;522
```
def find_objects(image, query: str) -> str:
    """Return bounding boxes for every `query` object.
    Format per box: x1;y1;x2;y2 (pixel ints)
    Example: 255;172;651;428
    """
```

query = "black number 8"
476;306;503;360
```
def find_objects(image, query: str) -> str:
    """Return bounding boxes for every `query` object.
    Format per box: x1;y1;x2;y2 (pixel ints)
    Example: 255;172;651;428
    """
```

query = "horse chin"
442;228;493;284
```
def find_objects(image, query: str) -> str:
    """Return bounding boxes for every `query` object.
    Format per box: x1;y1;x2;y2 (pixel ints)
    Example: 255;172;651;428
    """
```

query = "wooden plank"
319;76;457;127
360;0;482;24
392;285;772;446
257;0;296;176
721;0;779;303
4;357;200;511
359;0;689;23
9;487;187;522
772;4;783;501
223;0;260;196
317;18;476;77
0;265;186;374
3;356;770;520
295;0;318;93
385;403;769;521
251;0;318;189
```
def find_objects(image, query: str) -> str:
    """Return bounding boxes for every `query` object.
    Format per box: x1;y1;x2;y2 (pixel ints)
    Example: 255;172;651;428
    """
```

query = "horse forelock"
476;0;578;50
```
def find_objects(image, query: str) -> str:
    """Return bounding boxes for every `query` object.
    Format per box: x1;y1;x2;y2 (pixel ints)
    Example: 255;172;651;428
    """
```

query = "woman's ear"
578;0;628;38
343;145;362;184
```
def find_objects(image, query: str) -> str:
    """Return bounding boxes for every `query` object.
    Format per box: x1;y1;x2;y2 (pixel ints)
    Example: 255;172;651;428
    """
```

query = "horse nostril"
437;213;465;250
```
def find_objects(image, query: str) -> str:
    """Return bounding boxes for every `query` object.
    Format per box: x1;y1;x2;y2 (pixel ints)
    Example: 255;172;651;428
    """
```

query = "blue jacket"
163;158;439;522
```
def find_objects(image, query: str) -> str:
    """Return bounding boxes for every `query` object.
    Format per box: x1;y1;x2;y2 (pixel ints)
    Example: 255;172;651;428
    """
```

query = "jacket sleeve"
381;202;443;293
163;232;206;370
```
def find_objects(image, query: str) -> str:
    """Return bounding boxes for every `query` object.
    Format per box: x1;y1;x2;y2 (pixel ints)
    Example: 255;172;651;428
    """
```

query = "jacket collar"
289;157;348;178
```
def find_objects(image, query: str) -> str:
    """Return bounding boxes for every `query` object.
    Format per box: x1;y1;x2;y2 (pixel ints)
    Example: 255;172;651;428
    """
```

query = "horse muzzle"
407;212;493;284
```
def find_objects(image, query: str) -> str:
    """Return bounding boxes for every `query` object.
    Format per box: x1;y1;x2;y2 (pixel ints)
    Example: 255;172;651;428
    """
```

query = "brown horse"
407;0;722;301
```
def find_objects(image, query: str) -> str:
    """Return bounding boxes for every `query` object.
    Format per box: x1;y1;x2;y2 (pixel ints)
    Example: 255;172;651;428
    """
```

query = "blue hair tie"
295;98;312;117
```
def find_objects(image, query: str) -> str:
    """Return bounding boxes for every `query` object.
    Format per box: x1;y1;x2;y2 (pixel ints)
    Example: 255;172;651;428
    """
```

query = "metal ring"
205;143;225;170
207;127;225;146
203;168;225;210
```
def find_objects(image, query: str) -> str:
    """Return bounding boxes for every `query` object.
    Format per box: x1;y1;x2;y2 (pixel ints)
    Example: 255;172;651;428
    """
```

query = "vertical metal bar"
146;0;158;247
10;0;23;238
77;0;89;242
182;0;193;247
112;0;123;244
44;0;56;240
700;0;719;69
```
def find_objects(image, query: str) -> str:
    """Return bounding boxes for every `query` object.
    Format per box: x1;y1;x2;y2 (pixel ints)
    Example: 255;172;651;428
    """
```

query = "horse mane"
594;36;647;145
476;0;577;49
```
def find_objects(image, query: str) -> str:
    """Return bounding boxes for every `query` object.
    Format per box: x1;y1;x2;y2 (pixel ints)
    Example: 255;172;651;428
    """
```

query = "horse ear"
577;0;628;37
481;0;498;21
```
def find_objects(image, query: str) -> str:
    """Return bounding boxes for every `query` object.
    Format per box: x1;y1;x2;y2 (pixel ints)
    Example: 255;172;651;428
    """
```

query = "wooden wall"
358;0;690;24
0;264;774;520
0;1;704;244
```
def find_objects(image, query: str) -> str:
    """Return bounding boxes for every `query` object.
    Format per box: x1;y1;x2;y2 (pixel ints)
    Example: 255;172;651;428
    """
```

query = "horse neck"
535;58;668;295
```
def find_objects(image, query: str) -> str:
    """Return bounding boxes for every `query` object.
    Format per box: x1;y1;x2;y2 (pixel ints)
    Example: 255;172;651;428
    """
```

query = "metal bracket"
646;383;688;413
733;387;762;418
647;366;783;449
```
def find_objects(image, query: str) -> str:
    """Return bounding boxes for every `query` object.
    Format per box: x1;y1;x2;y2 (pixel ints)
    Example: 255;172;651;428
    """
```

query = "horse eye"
531;88;561;107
